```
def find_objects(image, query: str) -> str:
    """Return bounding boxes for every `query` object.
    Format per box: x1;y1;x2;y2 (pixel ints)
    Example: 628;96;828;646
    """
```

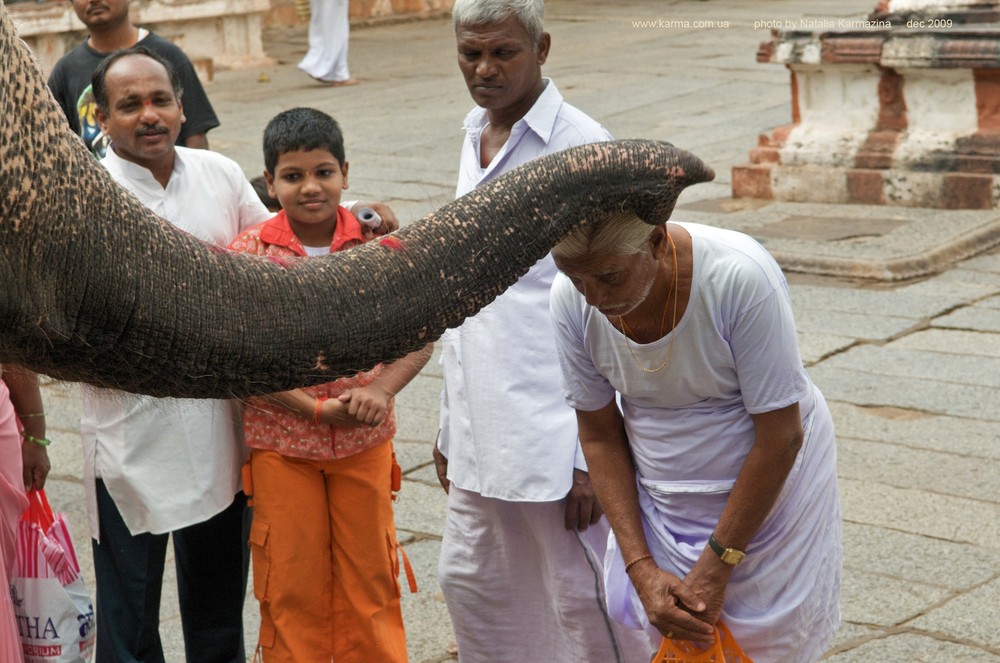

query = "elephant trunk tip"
627;142;716;226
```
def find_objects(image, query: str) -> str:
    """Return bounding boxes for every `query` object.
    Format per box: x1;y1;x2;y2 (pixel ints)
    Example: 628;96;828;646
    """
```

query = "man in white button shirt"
80;47;271;663
432;1;653;660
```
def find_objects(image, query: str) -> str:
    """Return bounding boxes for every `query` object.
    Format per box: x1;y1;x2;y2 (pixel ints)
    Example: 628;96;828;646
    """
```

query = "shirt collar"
102;145;185;186
462;77;563;145
258;207;366;257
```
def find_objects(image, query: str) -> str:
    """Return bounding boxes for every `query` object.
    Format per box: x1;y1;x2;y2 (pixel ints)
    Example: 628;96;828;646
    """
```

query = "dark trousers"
92;479;249;663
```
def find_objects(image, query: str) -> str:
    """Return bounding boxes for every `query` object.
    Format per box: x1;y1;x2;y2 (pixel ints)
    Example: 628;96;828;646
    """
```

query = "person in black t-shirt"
47;0;219;158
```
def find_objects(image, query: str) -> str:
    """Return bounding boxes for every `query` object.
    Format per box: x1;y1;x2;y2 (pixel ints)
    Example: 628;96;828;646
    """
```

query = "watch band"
708;534;746;566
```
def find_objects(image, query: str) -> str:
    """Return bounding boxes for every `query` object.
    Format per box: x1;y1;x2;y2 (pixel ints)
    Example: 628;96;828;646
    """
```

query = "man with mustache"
82;47;271;663
48;0;218;157
432;0;652;660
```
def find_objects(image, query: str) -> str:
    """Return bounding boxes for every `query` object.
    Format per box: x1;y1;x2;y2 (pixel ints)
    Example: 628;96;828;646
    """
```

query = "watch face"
720;549;746;565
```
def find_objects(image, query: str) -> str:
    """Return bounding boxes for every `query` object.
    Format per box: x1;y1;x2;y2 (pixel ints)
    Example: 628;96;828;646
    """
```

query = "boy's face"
266;148;348;232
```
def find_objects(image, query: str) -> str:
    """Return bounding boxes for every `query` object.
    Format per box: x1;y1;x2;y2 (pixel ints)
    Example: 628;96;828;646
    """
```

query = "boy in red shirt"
230;107;429;663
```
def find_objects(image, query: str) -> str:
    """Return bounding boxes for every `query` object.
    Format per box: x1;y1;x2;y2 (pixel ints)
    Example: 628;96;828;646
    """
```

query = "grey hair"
552;211;657;261
452;0;545;46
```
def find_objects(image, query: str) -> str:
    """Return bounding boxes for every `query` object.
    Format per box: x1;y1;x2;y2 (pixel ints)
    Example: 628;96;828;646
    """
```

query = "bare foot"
310;75;359;87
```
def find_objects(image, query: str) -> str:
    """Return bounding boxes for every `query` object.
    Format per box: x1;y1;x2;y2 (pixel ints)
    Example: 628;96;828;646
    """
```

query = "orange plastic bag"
653;620;752;663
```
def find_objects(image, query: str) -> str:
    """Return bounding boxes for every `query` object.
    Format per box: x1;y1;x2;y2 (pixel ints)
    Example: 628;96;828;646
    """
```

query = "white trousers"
438;486;654;663
298;0;351;82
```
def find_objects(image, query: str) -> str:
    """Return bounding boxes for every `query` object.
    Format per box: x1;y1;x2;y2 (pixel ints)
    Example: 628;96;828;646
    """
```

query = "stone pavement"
34;0;1000;661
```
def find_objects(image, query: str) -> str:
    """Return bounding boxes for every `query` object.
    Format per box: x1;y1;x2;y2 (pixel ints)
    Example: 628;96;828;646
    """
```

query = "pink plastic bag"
10;489;95;662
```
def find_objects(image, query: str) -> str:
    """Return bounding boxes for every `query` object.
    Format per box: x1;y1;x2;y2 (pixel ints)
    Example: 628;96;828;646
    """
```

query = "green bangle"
22;433;51;446
19;412;46;418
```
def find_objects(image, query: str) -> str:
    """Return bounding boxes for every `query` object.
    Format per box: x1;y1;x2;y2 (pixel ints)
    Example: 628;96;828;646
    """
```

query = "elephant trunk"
0;5;714;398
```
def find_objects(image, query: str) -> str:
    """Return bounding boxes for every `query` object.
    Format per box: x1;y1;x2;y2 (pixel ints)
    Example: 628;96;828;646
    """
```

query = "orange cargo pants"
245;442;408;663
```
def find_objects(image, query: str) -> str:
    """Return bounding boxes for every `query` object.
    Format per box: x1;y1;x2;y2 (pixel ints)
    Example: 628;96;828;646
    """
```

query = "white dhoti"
438;486;654;663
298;0;351;83
605;388;843;663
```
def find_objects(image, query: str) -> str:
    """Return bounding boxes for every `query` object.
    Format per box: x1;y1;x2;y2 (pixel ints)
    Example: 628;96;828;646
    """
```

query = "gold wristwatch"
708;534;746;566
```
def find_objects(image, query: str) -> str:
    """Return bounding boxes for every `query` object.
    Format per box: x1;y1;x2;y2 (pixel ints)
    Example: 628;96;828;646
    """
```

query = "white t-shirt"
80;146;271;538
550;222;813;483
438;79;614;501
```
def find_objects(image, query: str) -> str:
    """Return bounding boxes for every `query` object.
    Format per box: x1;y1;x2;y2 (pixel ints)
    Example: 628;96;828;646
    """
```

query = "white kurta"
438;79;613;501
437;81;653;662
80;147;271;539
550;223;843;662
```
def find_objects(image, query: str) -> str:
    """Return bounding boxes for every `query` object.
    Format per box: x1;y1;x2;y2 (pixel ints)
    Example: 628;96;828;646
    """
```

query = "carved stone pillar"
732;1;1000;209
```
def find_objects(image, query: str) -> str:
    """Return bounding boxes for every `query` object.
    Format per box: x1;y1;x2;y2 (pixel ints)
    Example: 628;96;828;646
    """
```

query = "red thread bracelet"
624;553;654;573
313;396;328;424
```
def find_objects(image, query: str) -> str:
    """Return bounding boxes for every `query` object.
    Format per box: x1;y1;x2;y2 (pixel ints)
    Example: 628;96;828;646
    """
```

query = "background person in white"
81;47;271;663
431;1;652;660
298;0;356;85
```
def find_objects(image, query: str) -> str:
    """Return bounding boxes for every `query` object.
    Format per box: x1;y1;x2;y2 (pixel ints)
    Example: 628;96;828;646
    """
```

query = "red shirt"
228;208;395;460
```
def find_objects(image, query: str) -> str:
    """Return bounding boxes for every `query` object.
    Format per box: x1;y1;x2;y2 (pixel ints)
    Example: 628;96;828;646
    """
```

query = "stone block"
773;165;850;203
39;380;83;434
854;135;901;171
842;522;1000;590
847;169;886;204
838;436;999;502
748;146;781;163
883;169;944;207
397;539;455;661
393;439;434;474
794;65;882;128
903;271;1000;300
974;68;1000;131
789;282;958;320
827;401;1000;460
797;331;855;365
826;622;883;651
892;327;1000;358
825;632;995;662
932;304;1000;332
955;133;1000;174
839;568;950;626
394;480;447;539
979;293;1000;309
904;68;978;133
44;428;85;480
394;405;441;446
822;344;1000;389
11;0;274;74
943;172;997;209
907;577;1000;650
813;364;1000;420
793;308;918;341
839;477;1000;548
731;164;774;199
820;35;884;65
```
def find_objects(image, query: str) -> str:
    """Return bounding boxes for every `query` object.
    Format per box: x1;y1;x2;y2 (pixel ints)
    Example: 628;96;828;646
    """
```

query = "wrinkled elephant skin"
0;4;715;398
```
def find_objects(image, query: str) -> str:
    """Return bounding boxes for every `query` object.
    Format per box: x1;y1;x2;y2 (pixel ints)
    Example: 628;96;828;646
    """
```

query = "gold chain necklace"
617;231;678;373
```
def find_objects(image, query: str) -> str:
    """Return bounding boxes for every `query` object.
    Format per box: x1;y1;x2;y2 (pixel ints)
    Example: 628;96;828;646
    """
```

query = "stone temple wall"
9;0;454;79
